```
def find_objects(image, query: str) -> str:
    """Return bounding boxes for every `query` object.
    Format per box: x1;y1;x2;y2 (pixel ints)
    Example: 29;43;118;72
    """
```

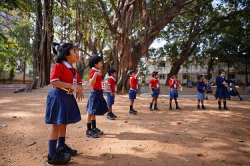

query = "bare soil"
0;92;250;166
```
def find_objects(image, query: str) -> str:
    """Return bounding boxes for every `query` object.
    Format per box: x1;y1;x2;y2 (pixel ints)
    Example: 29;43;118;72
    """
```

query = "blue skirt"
197;92;205;100
106;92;115;106
86;90;108;115
151;88;159;97
45;87;81;125
215;88;230;99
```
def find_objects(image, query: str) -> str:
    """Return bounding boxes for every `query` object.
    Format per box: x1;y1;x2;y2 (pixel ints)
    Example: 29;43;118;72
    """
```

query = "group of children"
44;42;242;165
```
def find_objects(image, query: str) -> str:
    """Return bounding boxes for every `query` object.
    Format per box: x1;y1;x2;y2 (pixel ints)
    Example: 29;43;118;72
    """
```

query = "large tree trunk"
98;0;190;93
30;0;42;89
39;0;54;87
206;56;215;79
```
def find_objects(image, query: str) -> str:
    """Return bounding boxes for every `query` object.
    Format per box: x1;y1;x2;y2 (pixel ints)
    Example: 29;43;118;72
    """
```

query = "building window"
159;74;165;80
228;73;235;79
160;62;165;68
183;74;189;79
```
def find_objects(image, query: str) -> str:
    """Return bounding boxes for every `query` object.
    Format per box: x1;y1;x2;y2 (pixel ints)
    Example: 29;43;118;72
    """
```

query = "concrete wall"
0;71;33;81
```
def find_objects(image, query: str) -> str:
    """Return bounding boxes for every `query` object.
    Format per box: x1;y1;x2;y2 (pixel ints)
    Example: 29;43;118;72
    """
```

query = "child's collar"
92;67;100;72
62;61;74;68
110;76;116;81
153;78;158;80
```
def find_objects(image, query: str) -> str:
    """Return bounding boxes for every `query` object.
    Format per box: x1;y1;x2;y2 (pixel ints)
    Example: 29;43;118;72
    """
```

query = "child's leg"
197;100;200;109
218;98;222;109
130;99;134;110
197;100;200;105
174;97;179;108
150;97;154;108
48;125;63;158
91;115;96;128
169;98;172;108
154;97;159;110
86;113;92;131
108;105;112;113
58;125;66;149
222;98;228;109
201;100;204;105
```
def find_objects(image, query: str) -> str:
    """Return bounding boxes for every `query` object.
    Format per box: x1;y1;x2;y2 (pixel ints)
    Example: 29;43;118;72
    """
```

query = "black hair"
197;75;203;80
152;71;158;77
206;78;210;80
52;42;79;63
89;55;102;68
108;69;116;76
169;73;177;77
127;70;134;75
218;69;226;75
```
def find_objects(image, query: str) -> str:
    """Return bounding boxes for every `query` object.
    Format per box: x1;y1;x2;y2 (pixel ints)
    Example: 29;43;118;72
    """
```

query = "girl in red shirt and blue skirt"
45;43;84;165
86;55;108;138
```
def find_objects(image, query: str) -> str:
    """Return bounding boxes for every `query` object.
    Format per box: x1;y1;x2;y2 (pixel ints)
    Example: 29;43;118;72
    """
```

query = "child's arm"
108;85;114;96
178;81;183;91
51;81;83;92
135;67;140;79
149;84;153;94
90;72;102;86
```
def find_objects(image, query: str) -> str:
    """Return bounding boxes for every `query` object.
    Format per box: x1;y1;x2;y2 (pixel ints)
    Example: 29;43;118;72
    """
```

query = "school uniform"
106;76;116;106
168;78;179;99
197;80;206;100
149;78;160;97
86;67;108;115
206;81;212;93
129;76;138;100
45;61;82;125
215;76;230;99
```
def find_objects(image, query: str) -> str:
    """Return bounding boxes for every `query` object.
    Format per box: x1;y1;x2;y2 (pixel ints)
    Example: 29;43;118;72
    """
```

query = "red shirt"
168;78;179;89
107;76;116;92
130;76;138;90
89;68;103;90
50;61;82;84
149;78;159;88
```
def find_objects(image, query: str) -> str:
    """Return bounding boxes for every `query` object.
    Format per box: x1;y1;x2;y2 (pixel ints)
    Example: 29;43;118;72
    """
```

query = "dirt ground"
0;92;250;166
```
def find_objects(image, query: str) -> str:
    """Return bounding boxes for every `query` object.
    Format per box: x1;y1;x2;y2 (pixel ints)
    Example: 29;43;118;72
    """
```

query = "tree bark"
30;0;42;89
39;0;54;87
206;57;214;79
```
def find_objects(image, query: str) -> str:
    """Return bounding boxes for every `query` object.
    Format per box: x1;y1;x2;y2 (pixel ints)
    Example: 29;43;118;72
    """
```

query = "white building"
145;57;247;85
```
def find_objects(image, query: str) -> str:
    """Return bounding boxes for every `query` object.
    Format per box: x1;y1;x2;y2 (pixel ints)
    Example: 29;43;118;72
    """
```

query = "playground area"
0;86;250;166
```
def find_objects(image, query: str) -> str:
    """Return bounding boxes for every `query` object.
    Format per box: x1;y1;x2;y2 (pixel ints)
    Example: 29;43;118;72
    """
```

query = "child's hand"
76;91;84;101
71;84;83;92
203;89;206;93
180;86;183;91
138;67;140;71
111;92;114;96
151;91;154;95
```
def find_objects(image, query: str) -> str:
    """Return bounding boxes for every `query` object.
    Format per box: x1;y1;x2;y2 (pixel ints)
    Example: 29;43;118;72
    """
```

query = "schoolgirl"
197;75;207;109
215;69;230;110
86;55;108;138
45;43;84;164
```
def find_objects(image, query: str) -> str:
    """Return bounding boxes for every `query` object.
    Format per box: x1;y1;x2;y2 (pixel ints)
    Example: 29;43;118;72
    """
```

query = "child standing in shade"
197;75;207;109
86;55;108;138
106;69;118;120
205;78;214;100
168;73;183;110
149;71;160;111
45;43;84;165
128;68;140;115
215;69;230;110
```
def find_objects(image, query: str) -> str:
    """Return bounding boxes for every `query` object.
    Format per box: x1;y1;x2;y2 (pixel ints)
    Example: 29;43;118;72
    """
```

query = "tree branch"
110;0;122;21
97;0;119;34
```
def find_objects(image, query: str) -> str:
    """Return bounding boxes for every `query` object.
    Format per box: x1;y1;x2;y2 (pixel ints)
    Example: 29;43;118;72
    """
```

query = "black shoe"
218;106;222;110
92;128;103;135
223;107;229;110
57;144;77;156
154;107;160;111
205;97;208;100
197;105;200;110
129;109;137;115
47;151;71;165
240;98;243;101
107;113;115;120
149;107;153;111
86;129;99;138
176;106;181;110
110;112;117;118
201;105;206;109
169;107;172;110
